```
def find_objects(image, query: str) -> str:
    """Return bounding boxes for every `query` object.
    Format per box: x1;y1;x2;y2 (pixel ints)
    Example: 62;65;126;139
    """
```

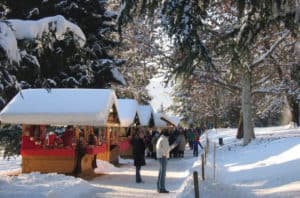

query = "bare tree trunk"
213;113;218;129
236;111;243;139
241;70;255;145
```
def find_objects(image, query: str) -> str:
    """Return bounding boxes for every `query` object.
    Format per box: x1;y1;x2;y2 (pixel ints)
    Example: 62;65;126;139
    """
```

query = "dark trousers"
157;157;167;191
178;150;184;157
193;149;199;157
136;165;142;182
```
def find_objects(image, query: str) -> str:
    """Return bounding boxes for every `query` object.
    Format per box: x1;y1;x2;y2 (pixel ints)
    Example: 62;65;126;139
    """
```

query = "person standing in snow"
131;130;146;183
177;128;186;158
151;130;160;159
193;135;203;157
187;128;195;150
156;129;171;193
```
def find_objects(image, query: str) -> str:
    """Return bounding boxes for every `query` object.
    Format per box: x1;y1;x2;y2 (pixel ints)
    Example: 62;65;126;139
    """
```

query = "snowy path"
1;125;300;198
91;149;199;198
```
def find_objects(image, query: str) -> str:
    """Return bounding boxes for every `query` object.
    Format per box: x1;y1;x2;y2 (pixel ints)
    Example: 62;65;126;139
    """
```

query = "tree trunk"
213;113;218;129
241;70;255;145
236;111;243;139
290;97;299;126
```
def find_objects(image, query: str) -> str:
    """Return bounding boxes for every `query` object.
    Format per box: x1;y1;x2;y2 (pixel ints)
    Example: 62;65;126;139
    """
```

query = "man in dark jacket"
131;130;146;183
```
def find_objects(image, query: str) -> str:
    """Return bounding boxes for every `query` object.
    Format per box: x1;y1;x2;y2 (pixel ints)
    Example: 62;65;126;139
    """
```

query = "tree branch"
251;73;275;88
195;71;241;94
250;30;290;68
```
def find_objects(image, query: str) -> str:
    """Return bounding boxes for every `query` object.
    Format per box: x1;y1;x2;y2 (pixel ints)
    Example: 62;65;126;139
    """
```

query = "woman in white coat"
156;129;170;193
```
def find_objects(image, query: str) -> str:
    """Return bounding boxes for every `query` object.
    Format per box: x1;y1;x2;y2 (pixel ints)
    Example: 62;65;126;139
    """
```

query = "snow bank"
0;173;97;198
201;126;300;197
94;160;121;174
118;156;133;165
0;155;21;176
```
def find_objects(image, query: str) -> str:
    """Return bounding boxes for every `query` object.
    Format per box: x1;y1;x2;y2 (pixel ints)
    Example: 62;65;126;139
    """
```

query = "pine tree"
0;0;126;157
0;0;125;109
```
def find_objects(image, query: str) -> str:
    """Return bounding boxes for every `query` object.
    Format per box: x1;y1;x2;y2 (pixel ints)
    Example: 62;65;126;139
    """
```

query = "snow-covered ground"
0;125;300;198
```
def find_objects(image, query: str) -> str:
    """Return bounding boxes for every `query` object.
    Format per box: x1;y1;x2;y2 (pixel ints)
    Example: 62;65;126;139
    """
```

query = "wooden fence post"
201;154;205;180
213;143;216;180
193;171;200;198
206;138;209;153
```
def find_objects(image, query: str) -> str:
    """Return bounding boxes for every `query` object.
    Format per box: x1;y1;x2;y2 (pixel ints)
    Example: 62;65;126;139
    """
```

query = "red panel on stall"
118;140;130;151
85;144;107;155
21;148;75;157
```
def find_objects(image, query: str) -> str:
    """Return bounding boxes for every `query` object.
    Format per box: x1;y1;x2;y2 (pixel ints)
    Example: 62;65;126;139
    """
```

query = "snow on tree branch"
250;30;290;69
0;22;21;63
0;15;86;64
111;67;127;85
7;15;86;47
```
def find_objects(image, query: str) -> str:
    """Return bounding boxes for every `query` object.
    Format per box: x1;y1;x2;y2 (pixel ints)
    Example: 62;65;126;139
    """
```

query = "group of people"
145;127;204;159
130;127;204;193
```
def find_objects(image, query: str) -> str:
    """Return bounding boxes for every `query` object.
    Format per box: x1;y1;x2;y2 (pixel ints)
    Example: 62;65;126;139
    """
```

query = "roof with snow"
153;113;167;128
137;105;154;127
0;89;119;126
117;99;140;127
161;115;181;127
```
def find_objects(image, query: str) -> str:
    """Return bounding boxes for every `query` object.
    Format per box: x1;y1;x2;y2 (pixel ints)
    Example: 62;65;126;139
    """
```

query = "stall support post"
213;143;216;180
22;124;27;135
106;127;111;160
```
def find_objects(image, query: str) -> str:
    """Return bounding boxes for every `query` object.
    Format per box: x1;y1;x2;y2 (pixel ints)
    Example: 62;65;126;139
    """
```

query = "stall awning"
0;88;119;126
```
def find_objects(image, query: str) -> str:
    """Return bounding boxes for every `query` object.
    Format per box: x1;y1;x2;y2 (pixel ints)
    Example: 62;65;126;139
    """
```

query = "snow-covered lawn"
0;125;300;198
197;125;300;198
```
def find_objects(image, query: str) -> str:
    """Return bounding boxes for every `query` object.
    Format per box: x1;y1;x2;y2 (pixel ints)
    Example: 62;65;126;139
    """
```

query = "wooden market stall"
116;99;141;159
0;88;120;177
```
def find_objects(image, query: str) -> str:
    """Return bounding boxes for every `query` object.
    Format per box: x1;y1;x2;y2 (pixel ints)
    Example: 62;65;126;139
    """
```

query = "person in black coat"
131;130;146;183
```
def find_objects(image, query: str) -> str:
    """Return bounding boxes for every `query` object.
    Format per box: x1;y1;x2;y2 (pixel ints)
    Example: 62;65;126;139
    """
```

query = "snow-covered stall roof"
117;99;140;127
161;115;181;127
153;113;167;128
137;105;154;126
0;89;119;126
